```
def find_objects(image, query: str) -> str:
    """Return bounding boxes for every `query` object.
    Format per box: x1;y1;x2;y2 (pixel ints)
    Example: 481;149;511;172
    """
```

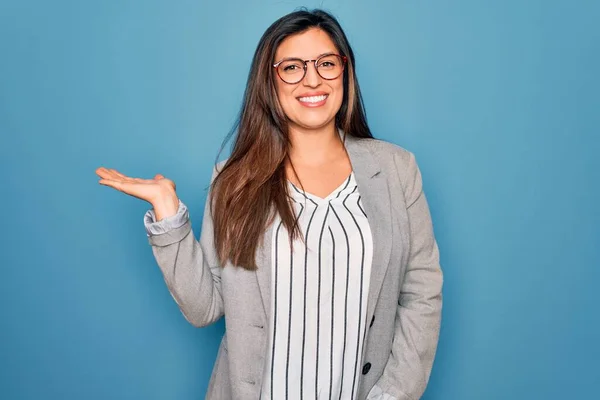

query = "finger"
96;168;115;179
154;174;164;180
103;169;138;184
98;178;125;190
109;169;128;179
96;167;121;180
109;169;149;184
106;168;131;181
96;166;109;176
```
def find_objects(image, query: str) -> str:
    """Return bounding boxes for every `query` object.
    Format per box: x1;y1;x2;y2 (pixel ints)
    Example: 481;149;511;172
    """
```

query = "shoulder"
210;159;228;180
363;137;412;157
216;159;228;172
350;136;423;201
353;137;417;172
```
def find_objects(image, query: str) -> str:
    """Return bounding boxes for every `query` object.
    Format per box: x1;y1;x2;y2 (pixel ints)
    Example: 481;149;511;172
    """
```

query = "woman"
96;9;442;400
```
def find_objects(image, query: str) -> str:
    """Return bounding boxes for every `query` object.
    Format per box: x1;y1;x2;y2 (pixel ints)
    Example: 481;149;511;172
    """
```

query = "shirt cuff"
366;384;398;400
143;199;189;236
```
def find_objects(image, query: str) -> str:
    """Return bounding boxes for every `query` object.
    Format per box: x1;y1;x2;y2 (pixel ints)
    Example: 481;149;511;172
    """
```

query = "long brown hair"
211;9;373;270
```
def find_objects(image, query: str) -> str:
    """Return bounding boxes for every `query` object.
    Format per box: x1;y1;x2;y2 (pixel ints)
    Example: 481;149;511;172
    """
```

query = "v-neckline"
288;172;354;204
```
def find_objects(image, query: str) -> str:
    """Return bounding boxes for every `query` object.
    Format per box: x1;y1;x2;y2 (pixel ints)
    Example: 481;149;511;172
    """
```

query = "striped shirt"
260;172;373;400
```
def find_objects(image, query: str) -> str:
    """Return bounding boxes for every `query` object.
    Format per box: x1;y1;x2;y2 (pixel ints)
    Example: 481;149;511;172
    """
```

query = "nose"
302;62;322;87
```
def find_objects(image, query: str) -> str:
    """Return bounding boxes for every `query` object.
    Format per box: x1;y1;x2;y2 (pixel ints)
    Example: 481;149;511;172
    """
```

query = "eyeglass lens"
277;55;344;84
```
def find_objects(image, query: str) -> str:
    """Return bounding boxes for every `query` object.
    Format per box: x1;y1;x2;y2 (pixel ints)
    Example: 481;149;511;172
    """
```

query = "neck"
287;122;345;166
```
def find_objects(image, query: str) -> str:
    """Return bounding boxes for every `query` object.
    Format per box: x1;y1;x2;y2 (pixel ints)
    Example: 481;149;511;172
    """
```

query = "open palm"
95;167;176;204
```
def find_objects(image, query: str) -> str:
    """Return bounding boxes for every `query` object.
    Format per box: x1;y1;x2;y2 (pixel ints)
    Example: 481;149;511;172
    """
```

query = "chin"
295;119;334;131
292;113;336;130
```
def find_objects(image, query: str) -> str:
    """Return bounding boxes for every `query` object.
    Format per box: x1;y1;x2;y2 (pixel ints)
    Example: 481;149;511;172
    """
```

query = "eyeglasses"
273;53;347;84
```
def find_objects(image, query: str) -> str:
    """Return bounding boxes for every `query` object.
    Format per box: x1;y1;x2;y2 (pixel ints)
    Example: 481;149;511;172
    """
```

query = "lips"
296;92;329;107
298;94;328;103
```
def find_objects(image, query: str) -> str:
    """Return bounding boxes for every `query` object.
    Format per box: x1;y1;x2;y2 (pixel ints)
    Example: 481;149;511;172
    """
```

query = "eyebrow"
277;51;338;61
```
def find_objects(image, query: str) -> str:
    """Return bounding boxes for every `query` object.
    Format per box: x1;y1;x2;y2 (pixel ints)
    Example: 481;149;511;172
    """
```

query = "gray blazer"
147;135;443;400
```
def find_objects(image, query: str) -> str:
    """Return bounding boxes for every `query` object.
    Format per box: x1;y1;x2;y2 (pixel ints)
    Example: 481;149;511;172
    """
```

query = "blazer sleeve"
375;151;443;399
145;165;224;327
144;199;189;236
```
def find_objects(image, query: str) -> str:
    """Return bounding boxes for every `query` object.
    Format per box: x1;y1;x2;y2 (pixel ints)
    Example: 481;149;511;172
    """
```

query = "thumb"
154;174;165;180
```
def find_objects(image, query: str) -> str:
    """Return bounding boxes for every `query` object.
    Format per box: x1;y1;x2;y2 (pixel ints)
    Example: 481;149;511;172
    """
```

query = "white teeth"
298;95;327;103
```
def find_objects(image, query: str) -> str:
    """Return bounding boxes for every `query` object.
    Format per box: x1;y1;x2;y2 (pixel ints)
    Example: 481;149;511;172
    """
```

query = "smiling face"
273;28;344;133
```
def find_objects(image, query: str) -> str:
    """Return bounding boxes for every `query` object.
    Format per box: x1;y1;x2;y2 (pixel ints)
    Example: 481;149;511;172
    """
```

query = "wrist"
152;190;179;221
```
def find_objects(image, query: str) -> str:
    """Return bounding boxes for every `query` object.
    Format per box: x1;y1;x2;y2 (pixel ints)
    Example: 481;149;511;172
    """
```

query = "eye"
279;60;304;74
317;55;340;69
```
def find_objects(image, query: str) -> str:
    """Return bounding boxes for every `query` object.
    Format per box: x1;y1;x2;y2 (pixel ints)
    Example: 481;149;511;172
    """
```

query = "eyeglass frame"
272;53;348;84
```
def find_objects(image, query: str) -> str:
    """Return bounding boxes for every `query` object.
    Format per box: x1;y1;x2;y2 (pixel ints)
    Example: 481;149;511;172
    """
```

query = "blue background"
1;0;598;399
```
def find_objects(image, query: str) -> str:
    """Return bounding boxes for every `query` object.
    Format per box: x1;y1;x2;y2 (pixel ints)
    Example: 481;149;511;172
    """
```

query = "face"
273;28;344;132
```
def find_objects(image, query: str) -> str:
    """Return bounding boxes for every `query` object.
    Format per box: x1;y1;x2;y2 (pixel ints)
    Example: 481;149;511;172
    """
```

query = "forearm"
145;191;224;327
148;219;224;327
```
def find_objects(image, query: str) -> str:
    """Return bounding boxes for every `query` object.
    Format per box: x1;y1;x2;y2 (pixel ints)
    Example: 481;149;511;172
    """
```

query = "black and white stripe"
261;173;373;400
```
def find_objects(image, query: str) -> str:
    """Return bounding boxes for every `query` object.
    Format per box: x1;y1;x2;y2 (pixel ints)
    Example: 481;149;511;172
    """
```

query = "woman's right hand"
95;167;180;220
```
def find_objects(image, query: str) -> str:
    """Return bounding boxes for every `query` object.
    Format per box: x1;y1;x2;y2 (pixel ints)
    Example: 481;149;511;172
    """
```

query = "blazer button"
369;315;375;328
362;362;371;375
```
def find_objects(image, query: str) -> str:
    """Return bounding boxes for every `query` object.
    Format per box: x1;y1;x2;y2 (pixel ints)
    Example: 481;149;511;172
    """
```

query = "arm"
144;199;189;236
373;151;444;399
144;166;224;327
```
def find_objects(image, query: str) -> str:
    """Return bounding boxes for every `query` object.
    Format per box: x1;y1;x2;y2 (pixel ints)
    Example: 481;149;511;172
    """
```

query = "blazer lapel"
344;135;393;322
255;219;274;321
254;134;393;324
